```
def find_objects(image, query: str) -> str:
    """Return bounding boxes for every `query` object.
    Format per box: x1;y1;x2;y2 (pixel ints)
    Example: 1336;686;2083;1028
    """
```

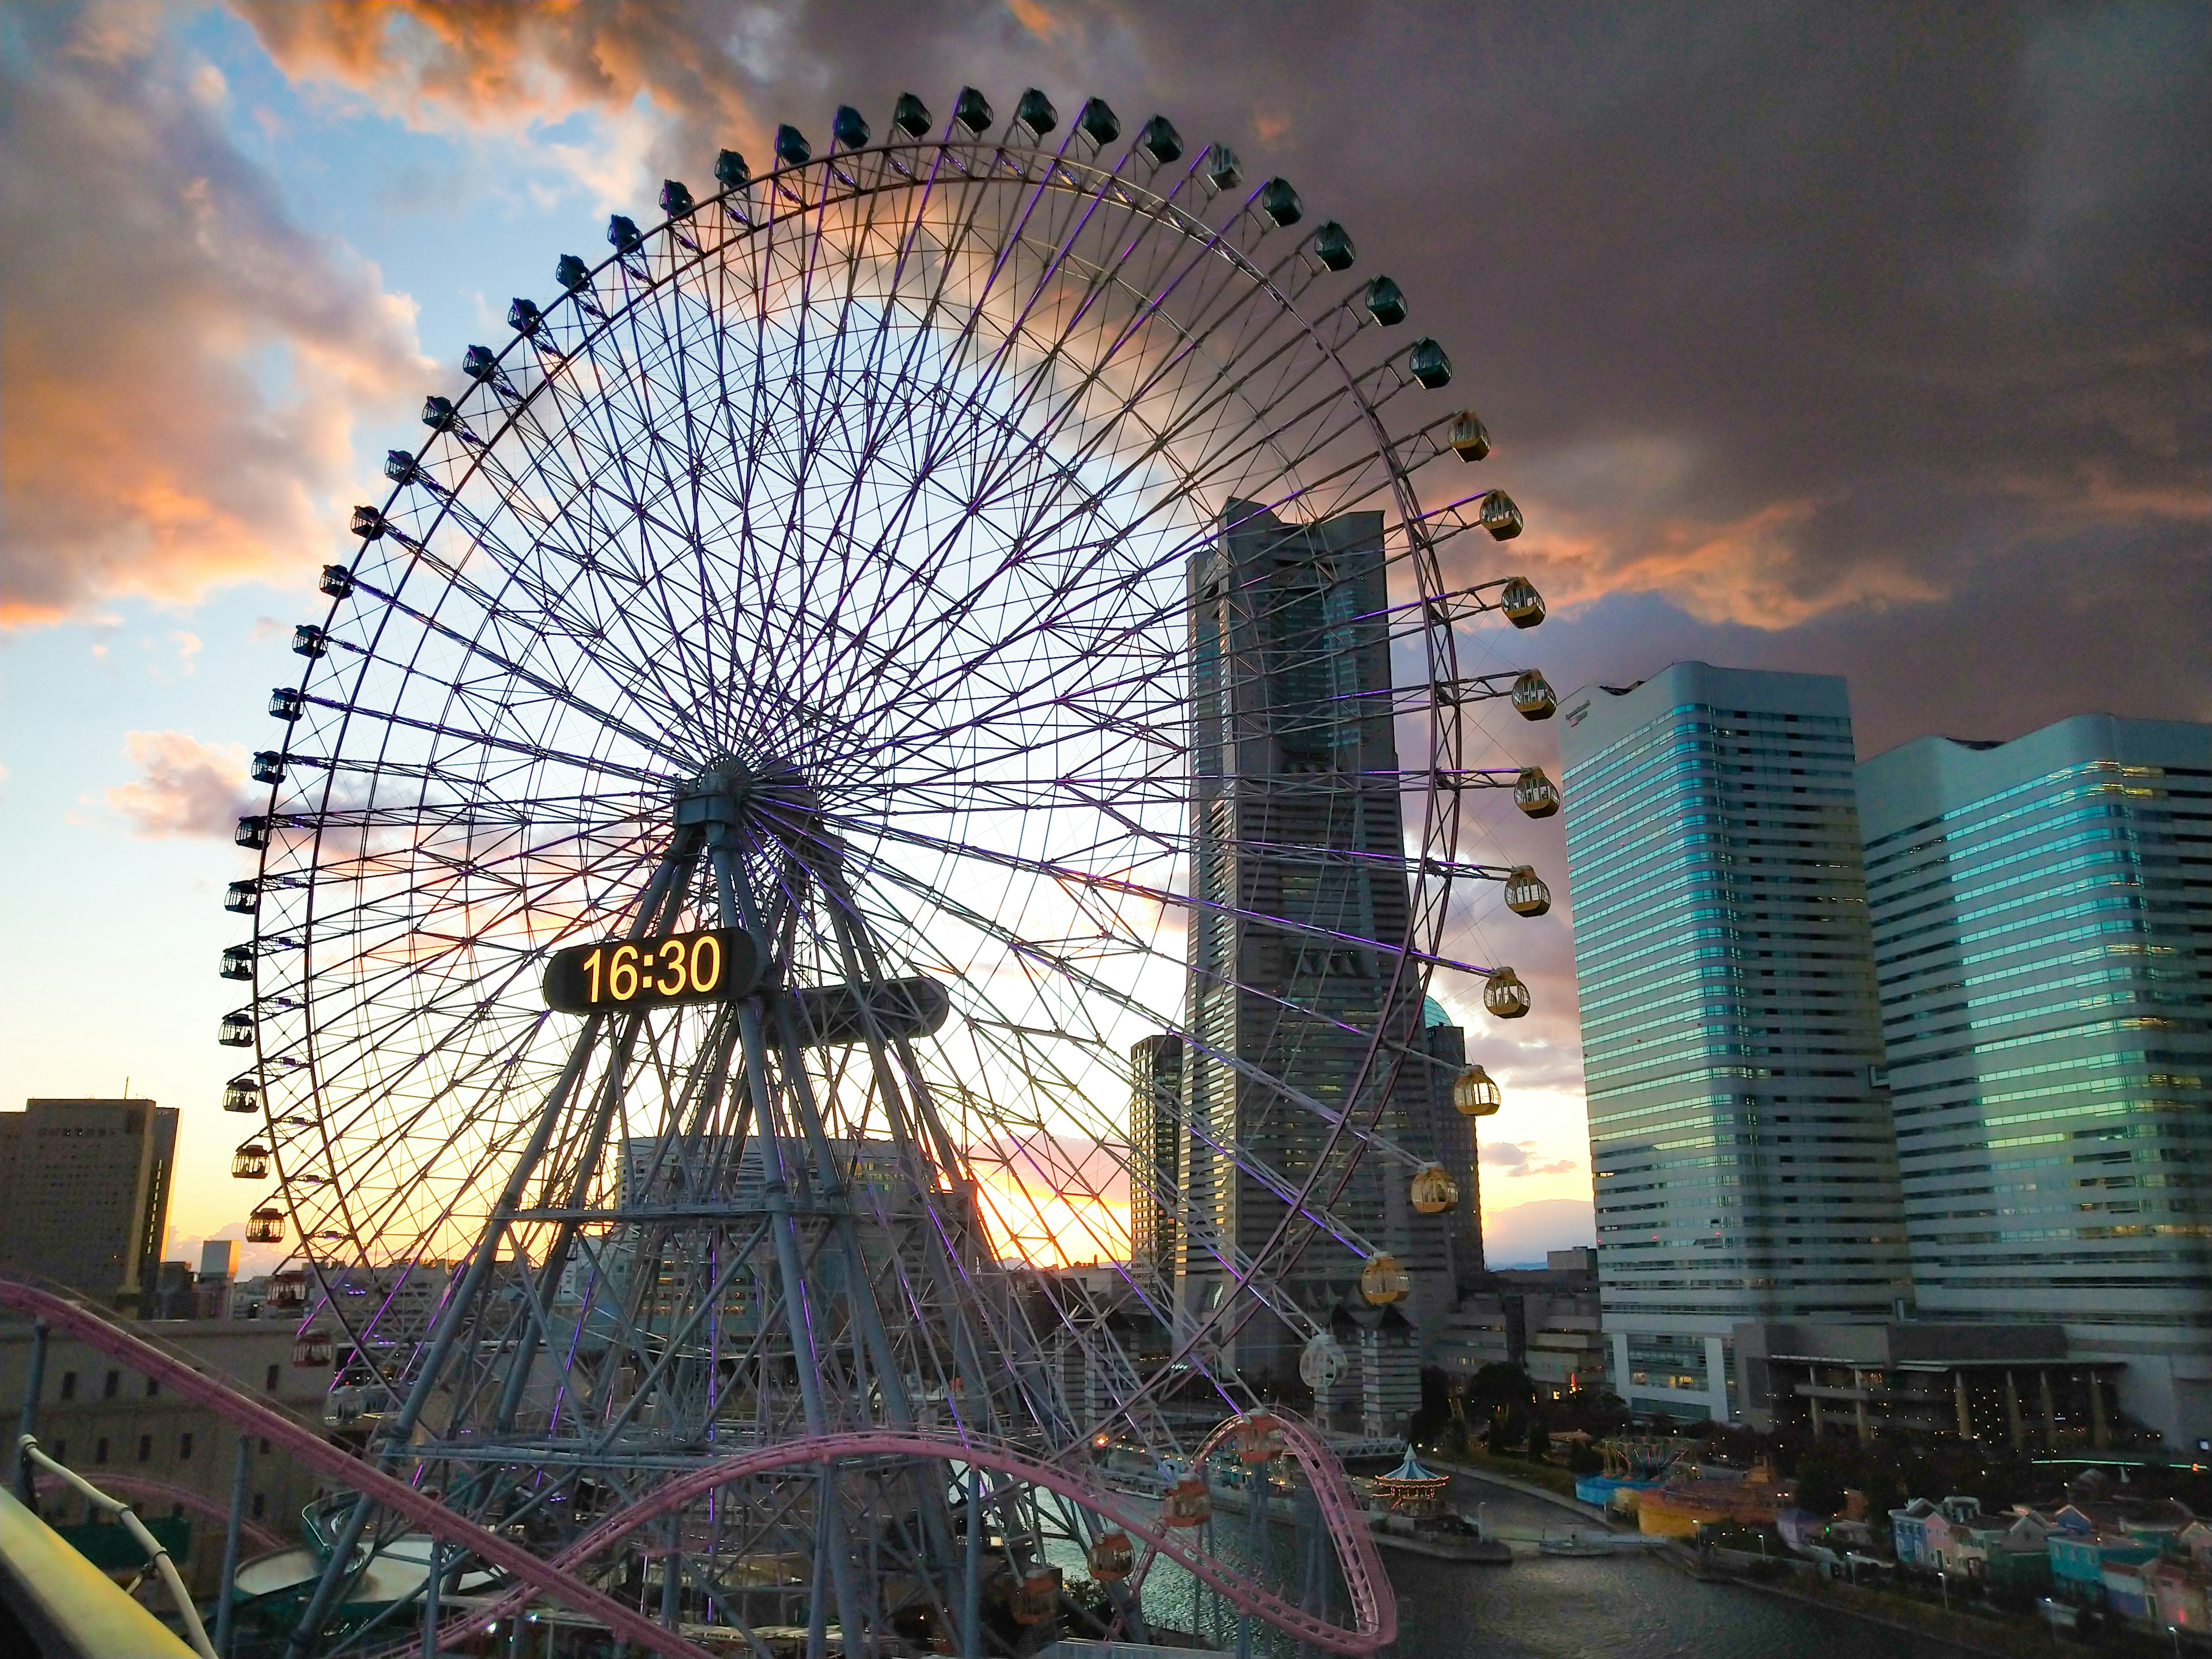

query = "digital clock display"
543;926;763;1014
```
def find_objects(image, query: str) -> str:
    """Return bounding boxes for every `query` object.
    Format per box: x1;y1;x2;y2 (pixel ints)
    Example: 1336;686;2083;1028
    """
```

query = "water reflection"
1047;1474;1983;1659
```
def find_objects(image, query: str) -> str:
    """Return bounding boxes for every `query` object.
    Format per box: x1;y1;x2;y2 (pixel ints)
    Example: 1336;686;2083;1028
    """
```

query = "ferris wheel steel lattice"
222;84;1554;1659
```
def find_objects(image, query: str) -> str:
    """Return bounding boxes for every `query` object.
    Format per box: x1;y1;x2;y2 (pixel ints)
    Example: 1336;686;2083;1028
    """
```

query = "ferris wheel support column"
490;839;705;1437
732;997;874;1652
282;1012;608;1659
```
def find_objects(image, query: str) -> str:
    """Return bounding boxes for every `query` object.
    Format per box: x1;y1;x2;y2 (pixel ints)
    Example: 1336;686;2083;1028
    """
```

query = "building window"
103;1370;120;1400
251;1493;266;1520
264;1363;280;1392
137;1434;152;1463
259;1437;271;1456
178;1433;195;1462
145;1378;158;1399
94;1438;109;1464
58;1371;76;1402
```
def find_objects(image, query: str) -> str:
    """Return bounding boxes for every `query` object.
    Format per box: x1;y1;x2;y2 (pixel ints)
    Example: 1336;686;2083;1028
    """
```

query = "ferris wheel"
219;84;1551;1658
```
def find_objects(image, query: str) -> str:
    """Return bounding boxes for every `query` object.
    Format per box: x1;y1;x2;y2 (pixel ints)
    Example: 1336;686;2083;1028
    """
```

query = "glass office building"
1860;715;2212;1445
1558;664;1910;1421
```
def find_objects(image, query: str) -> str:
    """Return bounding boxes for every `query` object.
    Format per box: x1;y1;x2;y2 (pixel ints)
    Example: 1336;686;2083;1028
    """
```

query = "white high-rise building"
1557;664;1911;1422
1859;715;2212;1445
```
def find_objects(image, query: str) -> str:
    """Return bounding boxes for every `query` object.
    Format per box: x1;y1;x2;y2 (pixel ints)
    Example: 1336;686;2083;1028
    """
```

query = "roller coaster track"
2;1279;1394;1656
1;1281;710;1659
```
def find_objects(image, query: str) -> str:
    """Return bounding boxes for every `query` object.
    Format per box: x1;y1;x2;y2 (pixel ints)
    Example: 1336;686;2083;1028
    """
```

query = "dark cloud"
1479;1140;1581;1179
215;0;2206;1103
236;0;2204;721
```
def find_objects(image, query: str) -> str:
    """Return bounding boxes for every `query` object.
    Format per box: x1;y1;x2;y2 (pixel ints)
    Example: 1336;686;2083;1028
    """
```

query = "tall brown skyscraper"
0;1099;179;1310
1179;502;1453;1384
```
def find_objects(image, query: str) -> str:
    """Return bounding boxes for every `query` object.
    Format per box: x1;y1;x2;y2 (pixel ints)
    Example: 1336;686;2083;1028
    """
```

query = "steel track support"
963;1464;982;1659
215;1433;250;1658
12;1320;44;1503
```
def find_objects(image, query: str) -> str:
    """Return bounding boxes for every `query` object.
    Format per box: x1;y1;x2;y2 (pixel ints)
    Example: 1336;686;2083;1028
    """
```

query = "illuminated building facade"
1557;664;1909;1422
1859;715;2212;1445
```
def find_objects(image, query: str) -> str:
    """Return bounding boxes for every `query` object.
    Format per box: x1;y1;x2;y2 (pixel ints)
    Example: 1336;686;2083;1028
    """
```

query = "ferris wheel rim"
237;96;1506;1376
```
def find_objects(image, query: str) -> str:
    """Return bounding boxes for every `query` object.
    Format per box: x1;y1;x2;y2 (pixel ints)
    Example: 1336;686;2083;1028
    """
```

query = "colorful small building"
2103;1560;2153;1622
2150;1558;2210;1635
2048;1528;2159;1604
1888;1498;1938;1568
1984;1512;2054;1592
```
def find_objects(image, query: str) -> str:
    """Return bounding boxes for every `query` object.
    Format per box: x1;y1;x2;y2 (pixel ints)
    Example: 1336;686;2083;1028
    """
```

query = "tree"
1793;1452;1848;1518
1467;1362;1536;1418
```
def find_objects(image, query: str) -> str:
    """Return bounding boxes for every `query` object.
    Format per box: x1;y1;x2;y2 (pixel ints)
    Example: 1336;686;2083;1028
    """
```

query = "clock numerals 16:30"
543;926;762;1013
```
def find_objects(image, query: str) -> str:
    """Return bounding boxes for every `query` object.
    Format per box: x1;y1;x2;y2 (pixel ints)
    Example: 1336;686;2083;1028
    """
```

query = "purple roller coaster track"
3;1278;1395;1655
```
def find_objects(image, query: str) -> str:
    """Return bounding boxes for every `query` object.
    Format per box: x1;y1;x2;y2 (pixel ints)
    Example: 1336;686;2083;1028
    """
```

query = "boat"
1368;1511;1512;1564
1536;1529;1657;1557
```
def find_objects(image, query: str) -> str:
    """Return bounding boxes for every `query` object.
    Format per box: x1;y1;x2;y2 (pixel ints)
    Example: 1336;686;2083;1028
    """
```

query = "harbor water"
1062;1469;1985;1658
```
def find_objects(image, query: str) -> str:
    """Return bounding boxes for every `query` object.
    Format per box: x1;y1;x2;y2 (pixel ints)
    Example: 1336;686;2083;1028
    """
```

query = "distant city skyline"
3;3;2202;1260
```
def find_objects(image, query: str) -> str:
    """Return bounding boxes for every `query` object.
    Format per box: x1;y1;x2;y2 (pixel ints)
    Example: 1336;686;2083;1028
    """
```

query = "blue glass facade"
1558;664;1910;1421
1859;716;2212;1444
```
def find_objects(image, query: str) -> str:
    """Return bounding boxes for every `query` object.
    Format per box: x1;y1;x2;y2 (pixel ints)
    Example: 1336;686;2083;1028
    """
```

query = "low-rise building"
1733;1320;2123;1445
2048;1526;2160;1605
2150;1557;2210;1636
1433;1251;1605;1399
0;1320;332;1593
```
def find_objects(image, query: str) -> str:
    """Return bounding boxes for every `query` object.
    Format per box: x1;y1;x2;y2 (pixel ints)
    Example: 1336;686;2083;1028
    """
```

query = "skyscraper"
1557;665;1910;1422
1128;1035;1183;1290
0;1098;179;1311
1179;501;1450;1383
1421;999;1485;1290
1859;715;2212;1444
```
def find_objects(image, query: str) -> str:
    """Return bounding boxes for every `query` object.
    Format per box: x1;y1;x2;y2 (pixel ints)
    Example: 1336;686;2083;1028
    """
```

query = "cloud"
0;2;429;627
1479;1197;1594;1266
1479;1139;1580;1179
232;0;785;204
108;730;252;838
220;0;2206;707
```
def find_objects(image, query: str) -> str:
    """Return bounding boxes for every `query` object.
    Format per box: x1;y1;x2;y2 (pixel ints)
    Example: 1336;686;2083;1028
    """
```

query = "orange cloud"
0;5;428;626
1429;426;1942;632
108;730;252;839
1521;495;1942;630
233;0;766;180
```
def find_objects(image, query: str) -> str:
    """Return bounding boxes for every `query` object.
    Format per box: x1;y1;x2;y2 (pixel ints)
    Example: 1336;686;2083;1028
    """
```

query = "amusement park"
10;5;2207;1657
6;79;1560;1659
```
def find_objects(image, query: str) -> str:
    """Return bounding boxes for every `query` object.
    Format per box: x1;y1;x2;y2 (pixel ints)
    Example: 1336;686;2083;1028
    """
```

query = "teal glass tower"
1557;664;1910;1422
1859;715;2212;1445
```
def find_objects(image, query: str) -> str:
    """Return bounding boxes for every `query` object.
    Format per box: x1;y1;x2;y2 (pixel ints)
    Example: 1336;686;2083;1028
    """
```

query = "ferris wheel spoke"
824;831;1428;1180
238;102;1543;1656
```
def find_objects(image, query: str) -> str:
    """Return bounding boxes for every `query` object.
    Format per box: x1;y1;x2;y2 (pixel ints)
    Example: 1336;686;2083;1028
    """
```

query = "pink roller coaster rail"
3;1279;1395;1656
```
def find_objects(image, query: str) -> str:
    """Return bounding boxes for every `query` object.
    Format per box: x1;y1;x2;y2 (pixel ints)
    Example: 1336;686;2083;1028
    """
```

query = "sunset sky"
1;2;2203;1269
